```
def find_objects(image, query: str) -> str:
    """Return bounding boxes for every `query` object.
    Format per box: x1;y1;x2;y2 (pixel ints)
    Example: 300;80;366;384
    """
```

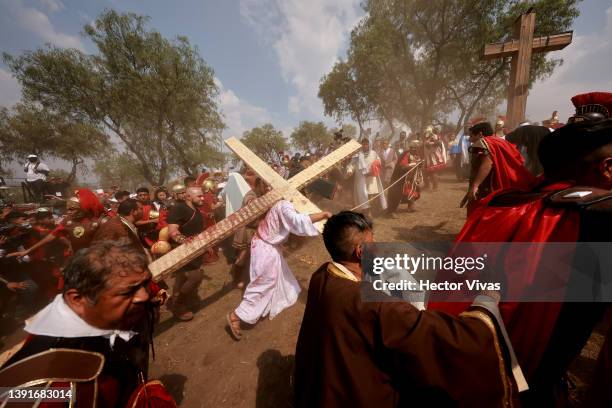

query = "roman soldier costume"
50;190;105;255
200;179;219;264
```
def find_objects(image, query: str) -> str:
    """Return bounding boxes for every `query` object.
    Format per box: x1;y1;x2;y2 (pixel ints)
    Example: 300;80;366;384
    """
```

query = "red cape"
429;182;580;379
483;136;536;190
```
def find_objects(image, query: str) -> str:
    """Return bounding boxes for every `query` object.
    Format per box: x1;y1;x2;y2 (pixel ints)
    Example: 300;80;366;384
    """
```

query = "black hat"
538;119;612;177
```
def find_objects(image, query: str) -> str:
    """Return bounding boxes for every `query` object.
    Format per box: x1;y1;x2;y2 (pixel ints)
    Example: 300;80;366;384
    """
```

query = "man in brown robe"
294;211;519;407
92;198;152;263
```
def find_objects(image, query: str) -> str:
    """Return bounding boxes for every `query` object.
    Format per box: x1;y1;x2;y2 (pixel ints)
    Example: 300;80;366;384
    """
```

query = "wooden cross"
483;12;573;130
149;138;361;281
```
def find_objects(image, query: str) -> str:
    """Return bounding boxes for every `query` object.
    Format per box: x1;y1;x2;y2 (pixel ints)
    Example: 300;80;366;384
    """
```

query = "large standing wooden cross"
149;138;361;281
483;12;573;130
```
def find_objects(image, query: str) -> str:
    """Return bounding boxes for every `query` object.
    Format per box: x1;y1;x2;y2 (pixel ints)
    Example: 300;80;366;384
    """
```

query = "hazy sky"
1;0;611;141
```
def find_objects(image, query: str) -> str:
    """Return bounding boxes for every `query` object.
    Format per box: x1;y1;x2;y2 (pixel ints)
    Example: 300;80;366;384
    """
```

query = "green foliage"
241;124;288;163
0;103;110;181
93;152;148;191
330;123;358;139
290;121;332;155
3;9;225;185
318;61;372;132
320;0;581;132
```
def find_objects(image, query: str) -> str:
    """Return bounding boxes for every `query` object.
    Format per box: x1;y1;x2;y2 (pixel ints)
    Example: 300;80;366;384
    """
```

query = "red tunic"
198;192;219;263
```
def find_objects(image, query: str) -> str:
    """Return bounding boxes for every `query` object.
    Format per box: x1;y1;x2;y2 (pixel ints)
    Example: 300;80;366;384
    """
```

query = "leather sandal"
226;312;242;340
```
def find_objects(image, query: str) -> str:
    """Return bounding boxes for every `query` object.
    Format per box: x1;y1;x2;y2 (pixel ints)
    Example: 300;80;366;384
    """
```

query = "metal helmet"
202;179;216;193
171;184;186;194
66;196;80;210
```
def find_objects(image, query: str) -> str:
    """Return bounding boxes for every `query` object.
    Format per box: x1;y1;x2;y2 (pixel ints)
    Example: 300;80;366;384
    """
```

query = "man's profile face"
11;216;29;226
469;131;482;143
134;202;144;221
37;215;54;227
137;191;150;203
80;267;152;331
187;187;204;206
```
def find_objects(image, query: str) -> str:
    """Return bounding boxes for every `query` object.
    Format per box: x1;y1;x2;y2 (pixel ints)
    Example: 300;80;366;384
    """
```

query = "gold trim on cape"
460;309;514;407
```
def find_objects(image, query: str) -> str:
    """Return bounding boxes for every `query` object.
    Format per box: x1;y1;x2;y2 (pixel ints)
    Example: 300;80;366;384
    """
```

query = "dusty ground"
0;173;604;407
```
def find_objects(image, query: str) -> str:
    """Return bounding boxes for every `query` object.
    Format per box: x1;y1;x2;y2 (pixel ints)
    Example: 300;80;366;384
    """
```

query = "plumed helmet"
569;92;612;123
74;189;105;218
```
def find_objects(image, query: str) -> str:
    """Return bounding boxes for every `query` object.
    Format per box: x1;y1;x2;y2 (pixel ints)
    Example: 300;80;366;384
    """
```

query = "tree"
3;10;225;186
318;61;372;133
0;103;110;182
241;124;287;163
330;123;358;139
93;152;149;191
320;0;580;132
290;121;332;155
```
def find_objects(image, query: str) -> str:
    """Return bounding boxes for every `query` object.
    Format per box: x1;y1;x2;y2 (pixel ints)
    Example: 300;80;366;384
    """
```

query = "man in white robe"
348;138;387;217
380;138;397;186
227;200;330;340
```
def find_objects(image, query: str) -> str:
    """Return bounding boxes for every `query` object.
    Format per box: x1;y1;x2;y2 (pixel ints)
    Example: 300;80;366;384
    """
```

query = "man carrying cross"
226;200;330;340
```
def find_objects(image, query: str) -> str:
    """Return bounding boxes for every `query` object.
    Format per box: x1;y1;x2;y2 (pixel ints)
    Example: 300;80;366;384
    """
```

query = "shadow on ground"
256;349;295;408
393;221;457;242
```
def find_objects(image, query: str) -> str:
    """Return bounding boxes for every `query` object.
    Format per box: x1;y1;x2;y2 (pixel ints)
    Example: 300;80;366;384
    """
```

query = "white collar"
331;262;360;282
119;216;138;237
25;294;137;348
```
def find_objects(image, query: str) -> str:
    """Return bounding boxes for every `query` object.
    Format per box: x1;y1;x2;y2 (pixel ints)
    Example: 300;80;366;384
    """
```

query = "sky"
1;0;611;178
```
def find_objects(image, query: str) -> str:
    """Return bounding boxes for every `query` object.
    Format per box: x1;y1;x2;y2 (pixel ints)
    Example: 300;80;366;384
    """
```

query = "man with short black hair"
115;190;131;203
92;199;150;262
463;120;535;215
1;241;170;407
295;211;518;407
183;176;197;188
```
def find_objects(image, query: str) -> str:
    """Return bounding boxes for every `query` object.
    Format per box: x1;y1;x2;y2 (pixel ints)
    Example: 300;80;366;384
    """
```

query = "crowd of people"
0;91;611;407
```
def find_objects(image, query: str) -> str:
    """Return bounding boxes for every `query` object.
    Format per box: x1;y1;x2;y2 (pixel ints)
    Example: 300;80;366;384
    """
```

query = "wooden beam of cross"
482;12;572;130
225;137;357;232
149;138;361;281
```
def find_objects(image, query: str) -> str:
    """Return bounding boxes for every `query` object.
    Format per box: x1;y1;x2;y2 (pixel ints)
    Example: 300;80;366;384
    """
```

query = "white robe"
235;200;319;324
224;172;251;218
351;150;387;210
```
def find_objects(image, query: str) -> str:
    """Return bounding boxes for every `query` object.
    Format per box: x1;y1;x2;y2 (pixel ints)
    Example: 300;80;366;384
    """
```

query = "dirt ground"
0;172;604;407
